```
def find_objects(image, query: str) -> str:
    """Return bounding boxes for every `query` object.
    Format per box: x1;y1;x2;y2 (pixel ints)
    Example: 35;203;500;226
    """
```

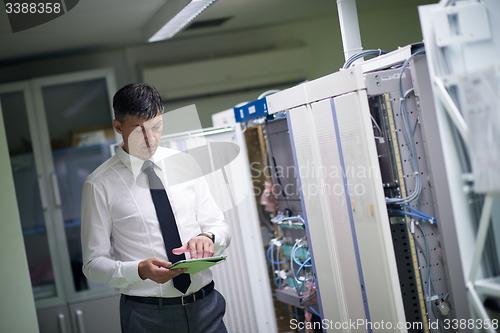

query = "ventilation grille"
142;47;311;100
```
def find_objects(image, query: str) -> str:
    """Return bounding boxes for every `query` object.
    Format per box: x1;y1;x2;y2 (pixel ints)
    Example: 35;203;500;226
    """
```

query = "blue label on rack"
233;97;268;123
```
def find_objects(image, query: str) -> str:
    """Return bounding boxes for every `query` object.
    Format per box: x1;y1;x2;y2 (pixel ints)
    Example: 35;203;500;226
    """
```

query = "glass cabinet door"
0;84;65;307
1;69;118;310
32;69;118;300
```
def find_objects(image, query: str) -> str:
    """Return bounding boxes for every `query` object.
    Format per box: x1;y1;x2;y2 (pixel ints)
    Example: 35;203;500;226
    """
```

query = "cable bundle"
342;49;388;69
385;49;426;205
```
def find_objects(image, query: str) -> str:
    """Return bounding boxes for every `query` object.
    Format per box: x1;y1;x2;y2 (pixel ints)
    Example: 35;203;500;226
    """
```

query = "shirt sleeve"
81;181;143;288
194;175;231;256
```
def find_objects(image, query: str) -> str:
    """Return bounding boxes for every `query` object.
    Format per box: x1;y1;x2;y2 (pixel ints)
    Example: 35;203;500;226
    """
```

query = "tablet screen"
169;256;227;274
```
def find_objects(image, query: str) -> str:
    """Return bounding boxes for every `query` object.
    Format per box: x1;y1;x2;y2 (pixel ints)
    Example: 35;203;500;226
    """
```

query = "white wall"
359;3;429;51
0;107;39;333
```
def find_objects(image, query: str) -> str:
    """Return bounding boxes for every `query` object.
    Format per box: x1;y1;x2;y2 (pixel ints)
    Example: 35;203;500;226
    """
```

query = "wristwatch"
198;231;215;244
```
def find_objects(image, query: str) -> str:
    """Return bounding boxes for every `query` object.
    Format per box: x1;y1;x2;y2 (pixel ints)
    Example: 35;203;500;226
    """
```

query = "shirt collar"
116;145;168;178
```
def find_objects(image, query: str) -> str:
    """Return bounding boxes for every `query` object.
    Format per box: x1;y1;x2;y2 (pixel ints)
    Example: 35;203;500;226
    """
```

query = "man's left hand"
172;235;214;259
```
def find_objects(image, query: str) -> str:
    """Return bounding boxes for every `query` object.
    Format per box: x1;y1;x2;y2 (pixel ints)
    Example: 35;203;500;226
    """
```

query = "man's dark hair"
113;83;164;123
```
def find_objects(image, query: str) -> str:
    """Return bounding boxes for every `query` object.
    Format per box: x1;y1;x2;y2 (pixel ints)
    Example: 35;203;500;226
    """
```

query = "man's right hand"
138;258;187;284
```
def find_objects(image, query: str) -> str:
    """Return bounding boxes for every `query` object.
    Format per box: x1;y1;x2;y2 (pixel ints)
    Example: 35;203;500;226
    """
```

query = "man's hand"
172;235;214;259
138;258;187;284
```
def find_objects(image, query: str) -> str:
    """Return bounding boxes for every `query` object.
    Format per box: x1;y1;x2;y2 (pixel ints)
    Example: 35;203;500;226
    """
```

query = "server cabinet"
256;47;457;332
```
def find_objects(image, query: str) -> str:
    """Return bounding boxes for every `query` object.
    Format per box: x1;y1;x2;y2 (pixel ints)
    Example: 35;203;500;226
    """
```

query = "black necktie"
142;160;191;293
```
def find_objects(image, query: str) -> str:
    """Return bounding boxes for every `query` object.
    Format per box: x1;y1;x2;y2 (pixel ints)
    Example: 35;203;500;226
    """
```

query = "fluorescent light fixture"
146;0;218;42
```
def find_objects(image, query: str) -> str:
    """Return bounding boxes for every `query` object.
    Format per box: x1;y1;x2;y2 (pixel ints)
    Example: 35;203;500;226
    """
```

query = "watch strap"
198;231;215;243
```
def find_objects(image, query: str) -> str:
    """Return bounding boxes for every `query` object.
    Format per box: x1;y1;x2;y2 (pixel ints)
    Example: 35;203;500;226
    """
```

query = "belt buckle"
181;293;195;306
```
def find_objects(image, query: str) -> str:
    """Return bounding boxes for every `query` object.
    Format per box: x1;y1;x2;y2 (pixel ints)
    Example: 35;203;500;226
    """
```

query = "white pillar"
0;105;39;333
337;0;363;61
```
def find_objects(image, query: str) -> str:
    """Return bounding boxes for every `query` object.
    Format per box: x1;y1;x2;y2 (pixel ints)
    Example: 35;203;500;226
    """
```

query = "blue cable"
295;257;311;281
274;276;287;288
266;245;284;264
388;208;437;224
400;204;437;222
266;246;273;263
292;245;312;267
403;207;436;224
388;208;428;221
283;304;299;317
307;306;322;319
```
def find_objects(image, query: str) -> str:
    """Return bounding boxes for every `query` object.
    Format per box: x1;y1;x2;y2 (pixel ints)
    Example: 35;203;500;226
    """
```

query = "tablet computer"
169;256;227;274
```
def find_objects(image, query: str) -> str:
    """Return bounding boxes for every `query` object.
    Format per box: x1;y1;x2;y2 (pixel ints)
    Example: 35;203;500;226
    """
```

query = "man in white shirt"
81;83;230;333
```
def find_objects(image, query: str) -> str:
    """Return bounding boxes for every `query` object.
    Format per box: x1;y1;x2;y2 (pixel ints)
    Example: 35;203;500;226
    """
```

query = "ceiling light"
146;0;218;43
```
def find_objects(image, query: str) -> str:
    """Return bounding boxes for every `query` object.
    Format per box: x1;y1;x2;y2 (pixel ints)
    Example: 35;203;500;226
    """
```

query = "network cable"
385;49;426;205
388;205;437;225
409;220;445;333
274;276;287;289
292;243;312;267
295;257;311;282
396;50;426;201
370;113;384;140
389;208;434;224
290;238;313;296
400;204;437;224
416;222;444;333
342;49;389;69
267;239;289;289
307;305;322;319
266;243;284;264
283;304;299;317
258;90;281;99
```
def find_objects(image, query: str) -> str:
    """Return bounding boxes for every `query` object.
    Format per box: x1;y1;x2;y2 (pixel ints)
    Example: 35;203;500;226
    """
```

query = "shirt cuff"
213;235;225;257
122;260;143;284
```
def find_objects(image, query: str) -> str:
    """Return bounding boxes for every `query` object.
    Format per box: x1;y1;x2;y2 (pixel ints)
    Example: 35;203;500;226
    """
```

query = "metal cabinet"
0;68;120;333
68;295;121;333
36;295;120;333
37;305;71;333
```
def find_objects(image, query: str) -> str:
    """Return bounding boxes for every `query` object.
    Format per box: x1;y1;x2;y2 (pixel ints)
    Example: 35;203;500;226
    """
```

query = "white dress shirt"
81;145;230;297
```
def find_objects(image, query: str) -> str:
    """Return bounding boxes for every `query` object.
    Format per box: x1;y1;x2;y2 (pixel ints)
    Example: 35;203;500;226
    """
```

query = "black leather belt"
123;281;214;306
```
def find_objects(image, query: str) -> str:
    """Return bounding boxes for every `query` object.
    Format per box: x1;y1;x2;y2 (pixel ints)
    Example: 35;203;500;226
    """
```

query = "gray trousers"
120;290;228;333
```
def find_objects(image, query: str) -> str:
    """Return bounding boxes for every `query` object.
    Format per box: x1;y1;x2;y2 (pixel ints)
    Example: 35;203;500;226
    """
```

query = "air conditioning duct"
142;47;311;100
